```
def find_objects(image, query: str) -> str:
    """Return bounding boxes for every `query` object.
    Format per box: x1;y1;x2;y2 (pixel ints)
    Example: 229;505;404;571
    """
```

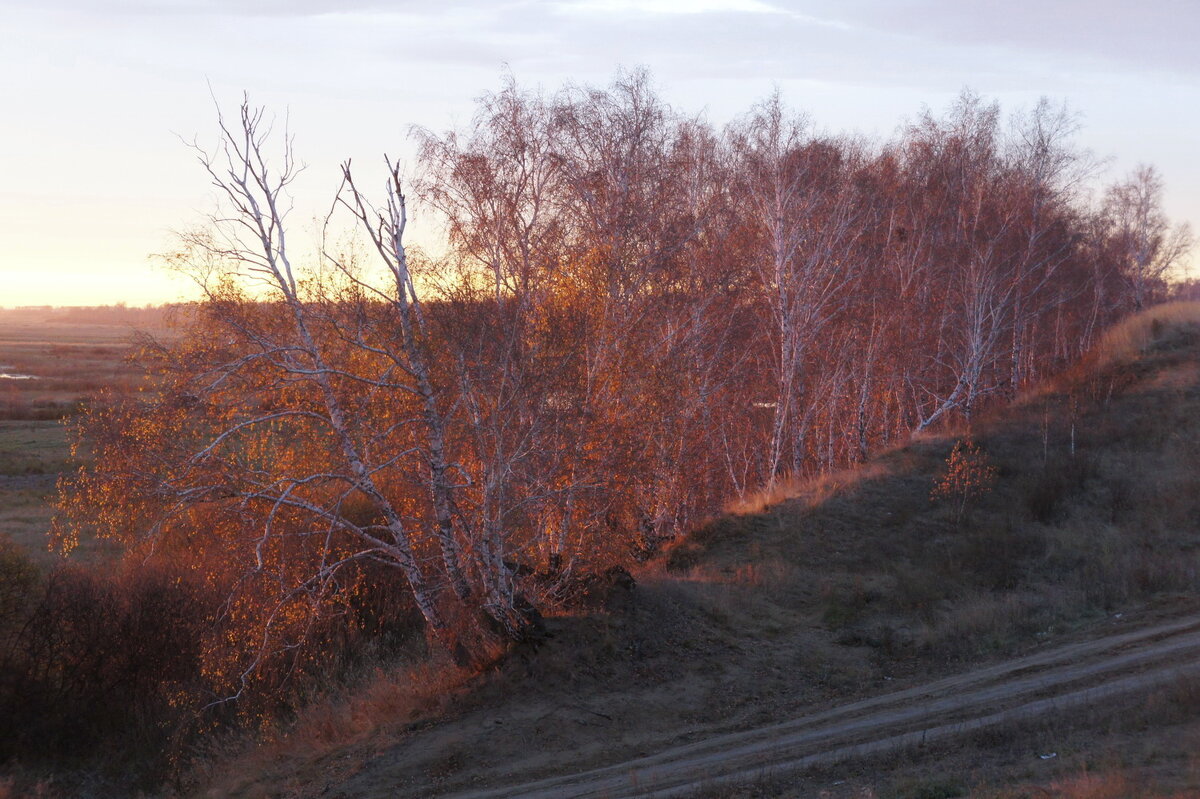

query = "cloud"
13;0;1198;86
554;0;784;16
7;0;519;18
799;0;1200;78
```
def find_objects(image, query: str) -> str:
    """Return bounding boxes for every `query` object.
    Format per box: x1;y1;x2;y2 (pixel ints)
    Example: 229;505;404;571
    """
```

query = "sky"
1;0;1198;307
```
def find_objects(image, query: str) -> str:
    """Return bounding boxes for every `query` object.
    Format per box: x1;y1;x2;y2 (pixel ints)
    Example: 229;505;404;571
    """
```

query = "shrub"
0;563;210;781
931;438;998;524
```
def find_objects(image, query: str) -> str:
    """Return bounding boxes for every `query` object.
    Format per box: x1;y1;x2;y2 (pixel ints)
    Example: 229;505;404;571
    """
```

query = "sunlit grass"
725;460;895;516
1091;301;1200;367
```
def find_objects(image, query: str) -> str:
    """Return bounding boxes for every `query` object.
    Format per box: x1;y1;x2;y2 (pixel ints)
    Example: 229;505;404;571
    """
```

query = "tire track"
448;615;1200;799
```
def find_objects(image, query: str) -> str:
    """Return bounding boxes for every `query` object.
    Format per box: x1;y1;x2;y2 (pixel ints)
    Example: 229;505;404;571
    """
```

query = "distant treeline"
1173;278;1200;302
0;304;182;327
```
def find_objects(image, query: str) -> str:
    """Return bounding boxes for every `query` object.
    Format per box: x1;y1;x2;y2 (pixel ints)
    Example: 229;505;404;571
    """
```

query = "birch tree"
730;93;864;481
1103;165;1193;311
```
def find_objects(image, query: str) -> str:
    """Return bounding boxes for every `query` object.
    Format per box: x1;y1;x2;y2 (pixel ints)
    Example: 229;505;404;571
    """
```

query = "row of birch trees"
57;72;1191;678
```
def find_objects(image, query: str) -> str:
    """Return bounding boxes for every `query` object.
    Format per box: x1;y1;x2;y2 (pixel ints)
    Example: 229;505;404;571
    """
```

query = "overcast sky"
2;0;1197;306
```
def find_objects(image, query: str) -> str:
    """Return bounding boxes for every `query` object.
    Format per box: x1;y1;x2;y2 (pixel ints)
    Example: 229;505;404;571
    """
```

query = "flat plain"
0;309;169;562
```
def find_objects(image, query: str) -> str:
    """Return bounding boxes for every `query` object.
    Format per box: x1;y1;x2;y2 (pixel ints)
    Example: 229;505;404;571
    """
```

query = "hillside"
197;303;1200;798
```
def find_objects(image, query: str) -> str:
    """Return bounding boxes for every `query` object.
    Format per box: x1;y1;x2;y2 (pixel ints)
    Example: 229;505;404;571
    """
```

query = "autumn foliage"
931;438;999;523
47;72;1191;716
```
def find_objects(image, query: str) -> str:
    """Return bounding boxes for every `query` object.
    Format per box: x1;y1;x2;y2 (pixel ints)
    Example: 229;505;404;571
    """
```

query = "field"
0;309;169;562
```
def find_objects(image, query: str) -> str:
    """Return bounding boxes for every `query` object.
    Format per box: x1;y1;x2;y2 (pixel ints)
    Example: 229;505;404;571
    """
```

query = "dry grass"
1086;301;1200;369
288;658;473;750
725;460;895;516
189;653;476;798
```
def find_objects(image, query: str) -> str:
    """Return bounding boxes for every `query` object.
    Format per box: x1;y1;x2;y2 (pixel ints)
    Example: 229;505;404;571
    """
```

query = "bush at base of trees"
0;534;431;788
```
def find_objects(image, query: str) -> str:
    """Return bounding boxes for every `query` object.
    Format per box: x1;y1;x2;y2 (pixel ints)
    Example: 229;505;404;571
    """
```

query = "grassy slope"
200;304;1200;797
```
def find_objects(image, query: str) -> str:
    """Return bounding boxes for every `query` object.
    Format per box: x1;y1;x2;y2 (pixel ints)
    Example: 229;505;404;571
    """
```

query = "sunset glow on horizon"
3;0;1199;307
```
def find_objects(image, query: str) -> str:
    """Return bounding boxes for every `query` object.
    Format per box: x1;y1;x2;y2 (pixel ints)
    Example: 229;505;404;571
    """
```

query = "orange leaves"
931;437;998;523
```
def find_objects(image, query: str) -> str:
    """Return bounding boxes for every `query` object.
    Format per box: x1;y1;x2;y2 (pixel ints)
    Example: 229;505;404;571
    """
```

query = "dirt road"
447;615;1200;798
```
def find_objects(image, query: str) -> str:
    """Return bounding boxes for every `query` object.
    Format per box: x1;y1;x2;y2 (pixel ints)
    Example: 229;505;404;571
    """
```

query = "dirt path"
445;614;1200;799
